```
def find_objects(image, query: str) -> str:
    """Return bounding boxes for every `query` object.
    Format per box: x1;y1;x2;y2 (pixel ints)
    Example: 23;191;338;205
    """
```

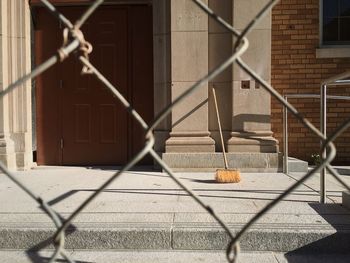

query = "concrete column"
0;0;17;169
165;0;215;153
227;0;278;153
153;0;171;154
208;0;233;151
0;0;32;170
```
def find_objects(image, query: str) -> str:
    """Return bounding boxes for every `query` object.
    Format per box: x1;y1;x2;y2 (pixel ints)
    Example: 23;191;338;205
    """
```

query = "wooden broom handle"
212;87;229;169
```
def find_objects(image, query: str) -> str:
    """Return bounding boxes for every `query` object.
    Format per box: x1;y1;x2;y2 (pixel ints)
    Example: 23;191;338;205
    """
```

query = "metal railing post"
283;96;288;174
320;84;327;204
284;92;350;203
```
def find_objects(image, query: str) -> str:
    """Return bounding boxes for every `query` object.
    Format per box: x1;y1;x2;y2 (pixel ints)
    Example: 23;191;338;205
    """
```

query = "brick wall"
271;0;350;165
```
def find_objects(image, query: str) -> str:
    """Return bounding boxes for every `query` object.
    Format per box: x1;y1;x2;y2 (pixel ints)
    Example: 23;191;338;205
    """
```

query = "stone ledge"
162;153;282;172
0;228;171;250
1;225;349;253
287;157;308;173
316;47;350;58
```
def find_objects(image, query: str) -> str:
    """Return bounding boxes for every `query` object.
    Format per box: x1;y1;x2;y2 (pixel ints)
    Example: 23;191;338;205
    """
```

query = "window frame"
319;0;350;48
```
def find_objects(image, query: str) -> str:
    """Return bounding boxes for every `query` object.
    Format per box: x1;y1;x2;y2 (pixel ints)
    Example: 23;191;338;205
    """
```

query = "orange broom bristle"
215;169;241;183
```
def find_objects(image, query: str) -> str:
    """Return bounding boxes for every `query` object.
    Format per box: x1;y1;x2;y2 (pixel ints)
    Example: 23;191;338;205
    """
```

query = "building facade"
271;0;350;165
0;0;348;170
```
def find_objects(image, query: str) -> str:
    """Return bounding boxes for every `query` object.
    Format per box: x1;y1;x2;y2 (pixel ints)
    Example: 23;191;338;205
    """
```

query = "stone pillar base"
165;132;215;153
162;152;282;172
0;136;16;170
11;132;33;170
227;131;279;153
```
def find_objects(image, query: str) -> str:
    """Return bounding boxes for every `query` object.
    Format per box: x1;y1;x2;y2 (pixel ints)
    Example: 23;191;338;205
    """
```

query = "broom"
212;87;241;183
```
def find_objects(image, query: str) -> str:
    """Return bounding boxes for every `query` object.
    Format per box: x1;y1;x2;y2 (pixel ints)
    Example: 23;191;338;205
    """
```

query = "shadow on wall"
231;114;276;152
232;113;271;131
284;203;350;262
172;109;271;133
171;99;208;129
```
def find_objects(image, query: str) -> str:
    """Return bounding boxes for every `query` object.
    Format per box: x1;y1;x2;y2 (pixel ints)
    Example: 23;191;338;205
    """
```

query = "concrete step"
162;153;282;172
1;212;350;253
288;157;308;173
161;154;309;173
1;169;350;260
1;250;350;263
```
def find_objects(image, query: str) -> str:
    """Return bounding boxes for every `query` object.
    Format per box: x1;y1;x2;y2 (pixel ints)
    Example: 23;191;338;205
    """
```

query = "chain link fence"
1;0;350;262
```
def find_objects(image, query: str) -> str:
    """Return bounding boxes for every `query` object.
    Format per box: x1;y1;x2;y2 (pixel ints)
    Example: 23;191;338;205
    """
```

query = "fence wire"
1;0;350;262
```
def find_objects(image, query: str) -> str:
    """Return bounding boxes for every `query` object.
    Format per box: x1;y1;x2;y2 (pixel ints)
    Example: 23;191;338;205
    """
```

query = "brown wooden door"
60;7;128;165
35;5;153;166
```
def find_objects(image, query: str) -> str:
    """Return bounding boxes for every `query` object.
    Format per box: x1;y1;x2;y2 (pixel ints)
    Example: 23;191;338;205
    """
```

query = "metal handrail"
320;71;350;203
283;88;350;203
285;94;350;100
322;70;350;85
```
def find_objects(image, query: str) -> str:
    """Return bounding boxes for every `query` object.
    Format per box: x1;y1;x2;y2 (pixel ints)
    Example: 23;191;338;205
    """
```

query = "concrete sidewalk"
0;167;350;261
1;250;350;263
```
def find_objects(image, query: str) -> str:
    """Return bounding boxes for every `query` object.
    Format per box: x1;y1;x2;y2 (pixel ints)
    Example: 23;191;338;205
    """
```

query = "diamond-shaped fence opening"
1;0;350;262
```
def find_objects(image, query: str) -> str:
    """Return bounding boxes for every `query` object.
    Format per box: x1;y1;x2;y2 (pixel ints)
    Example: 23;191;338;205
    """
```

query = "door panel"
100;104;117;143
129;6;154;164
35;5;153;166
35;9;61;164
60;7;128;165
74;104;91;143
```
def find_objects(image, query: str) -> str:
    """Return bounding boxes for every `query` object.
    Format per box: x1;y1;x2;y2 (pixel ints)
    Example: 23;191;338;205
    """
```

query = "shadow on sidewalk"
284;203;350;262
46;187;341;205
25;215;85;263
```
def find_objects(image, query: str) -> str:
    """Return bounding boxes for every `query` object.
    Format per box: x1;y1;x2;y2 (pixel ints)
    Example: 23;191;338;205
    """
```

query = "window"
322;0;350;45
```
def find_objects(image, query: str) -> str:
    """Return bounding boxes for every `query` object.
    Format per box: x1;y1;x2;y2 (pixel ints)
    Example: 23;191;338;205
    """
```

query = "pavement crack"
273;252;282;263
